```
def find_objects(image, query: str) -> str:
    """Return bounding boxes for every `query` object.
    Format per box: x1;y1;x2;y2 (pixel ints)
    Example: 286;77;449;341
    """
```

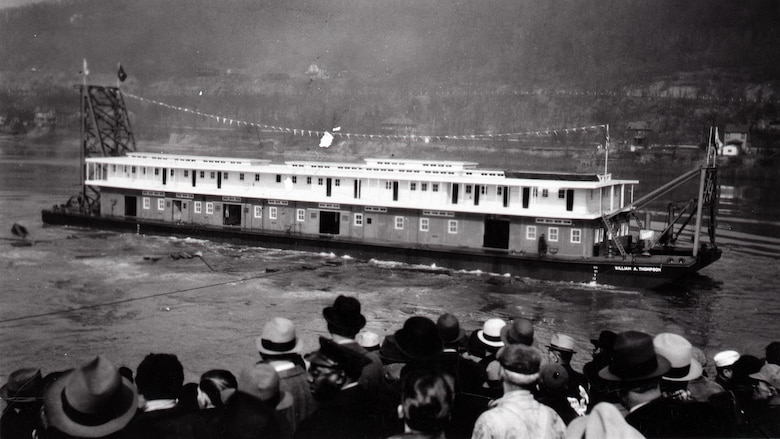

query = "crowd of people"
2;294;779;438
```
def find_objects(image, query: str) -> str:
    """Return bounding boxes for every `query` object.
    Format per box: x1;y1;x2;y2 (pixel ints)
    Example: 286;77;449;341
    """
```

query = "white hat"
477;318;507;348
653;333;702;382
713;350;740;368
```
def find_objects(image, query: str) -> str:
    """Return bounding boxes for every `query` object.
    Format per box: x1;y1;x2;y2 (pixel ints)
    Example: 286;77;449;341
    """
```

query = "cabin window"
112;165;116;172
432;183;439;192
549;227;559;242
558;189;566;199
395;216;404;230
206;202;214;215
194;201;202;213
170;169;174;176
410;183;417;191
542;189;549;198
297;209;305;222
497;187;503;196
334;179;340;186
210;172;216;179
422;183;428;191
142;197;150;210
318;178;324;186
307;177;312;185
480;186;486;195
255;174;260;181
386;181;393;190
156;199;164;211
533;187;538;197
571;229;582;244
253;205;262;218
184;170;189;177
292;176;297;184
200;171;205;178
132;166;137;174
366;217;373;225
465;185;473;194
354;213;363;226
142;167;147;175
155;168;160;176
276;175;282;183
448;220;458;234
526;225;537;240
269;207;278;220
239;173;244;181
420;218;429;232
223;172;228;180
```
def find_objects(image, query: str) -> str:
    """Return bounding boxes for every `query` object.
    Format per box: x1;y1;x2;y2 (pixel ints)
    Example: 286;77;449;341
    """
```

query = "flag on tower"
117;63;127;82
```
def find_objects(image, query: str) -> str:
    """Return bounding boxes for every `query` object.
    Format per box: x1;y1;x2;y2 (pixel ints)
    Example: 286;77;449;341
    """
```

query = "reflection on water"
1;136;779;380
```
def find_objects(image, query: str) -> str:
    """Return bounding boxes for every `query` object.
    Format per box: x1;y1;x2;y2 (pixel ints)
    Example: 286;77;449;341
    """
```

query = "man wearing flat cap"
294;337;394;439
547;333;588;415
471;344;565;439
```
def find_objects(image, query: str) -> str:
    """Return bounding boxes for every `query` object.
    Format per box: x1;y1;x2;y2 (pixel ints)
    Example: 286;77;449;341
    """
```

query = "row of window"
140;197;580;243
526;225;582;244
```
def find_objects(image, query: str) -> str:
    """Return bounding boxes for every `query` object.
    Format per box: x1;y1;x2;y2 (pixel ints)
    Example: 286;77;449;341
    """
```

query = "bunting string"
124;92;607;144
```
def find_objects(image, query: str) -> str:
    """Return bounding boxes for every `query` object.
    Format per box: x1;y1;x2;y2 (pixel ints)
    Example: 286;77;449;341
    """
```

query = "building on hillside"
381;116;418;137
723;124;749;155
627;121;652;151
305;64;329;80
34;107;56;128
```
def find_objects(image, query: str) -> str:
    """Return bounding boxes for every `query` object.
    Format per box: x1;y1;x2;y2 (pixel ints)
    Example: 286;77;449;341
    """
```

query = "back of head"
400;369;454;435
498;344;542;387
199;369;238;408
135;353;184;400
766;341;780;366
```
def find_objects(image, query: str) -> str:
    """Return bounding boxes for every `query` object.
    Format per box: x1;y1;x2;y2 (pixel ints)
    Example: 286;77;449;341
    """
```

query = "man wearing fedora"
600;330;732;438
39;356;138;439
322;295;383;393
437;313;486;394
471;344;566;439
547;333;588;416
257;316;318;432
1;367;44;439
295;337;392;439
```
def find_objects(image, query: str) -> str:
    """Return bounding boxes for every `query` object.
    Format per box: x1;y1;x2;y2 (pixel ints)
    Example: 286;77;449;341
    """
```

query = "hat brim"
323;307;366;332
548;345;576;354
442;328;467;345
477;330;505;348
257;337;304;356
598;355;671;382
663;359;703;382
395;329;443;362
43;369;137;438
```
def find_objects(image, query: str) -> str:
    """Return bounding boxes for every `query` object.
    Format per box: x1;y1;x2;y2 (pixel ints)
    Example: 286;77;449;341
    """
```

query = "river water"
1;135;779;383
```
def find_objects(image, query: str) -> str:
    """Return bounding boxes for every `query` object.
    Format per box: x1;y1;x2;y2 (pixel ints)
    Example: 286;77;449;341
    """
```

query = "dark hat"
732;355;765;381
394;316;444;362
323;295;367;335
0;367;43;403
379;334;407;364
540;363;569;391
43;356;137;438
501;318;534;346
591;330;617;350
436;313;467;345
765;341;780;365
310;336;372;379
598;331;671;382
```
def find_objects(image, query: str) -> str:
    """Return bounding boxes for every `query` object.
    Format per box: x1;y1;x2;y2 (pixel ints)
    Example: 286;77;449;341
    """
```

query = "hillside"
2;0;780;145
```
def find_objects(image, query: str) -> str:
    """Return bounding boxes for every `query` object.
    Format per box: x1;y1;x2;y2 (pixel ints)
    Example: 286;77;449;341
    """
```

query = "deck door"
172;200;182;222
503;186;510;207
522;187;530;209
566;189;574;211
319;211;340;234
483;218;510;249
192;170;197;187
162;168;167;185
223;203;241;226
326;178;332;197
217;172;222;189
124;196;137;217
393;181;399;201
474;185;480;206
451;184;459;204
